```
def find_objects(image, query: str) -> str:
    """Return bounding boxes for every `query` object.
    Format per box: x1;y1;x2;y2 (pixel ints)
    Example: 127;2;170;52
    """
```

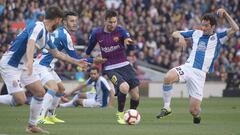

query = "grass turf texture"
0;97;239;135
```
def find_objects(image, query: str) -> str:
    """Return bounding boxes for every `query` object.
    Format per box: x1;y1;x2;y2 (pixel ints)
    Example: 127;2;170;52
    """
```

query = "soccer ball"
124;109;141;125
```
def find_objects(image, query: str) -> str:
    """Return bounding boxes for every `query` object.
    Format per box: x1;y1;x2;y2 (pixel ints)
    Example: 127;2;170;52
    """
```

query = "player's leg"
129;87;140;109
125;65;140;110
189;97;202;124
76;98;100;108
24;79;49;133
156;68;180;119
187;69;205;124
107;69;131;124
38;80;58;122
21;71;48;133
60;93;87;107
45;82;65;123
46;72;65;123
0;67;26;106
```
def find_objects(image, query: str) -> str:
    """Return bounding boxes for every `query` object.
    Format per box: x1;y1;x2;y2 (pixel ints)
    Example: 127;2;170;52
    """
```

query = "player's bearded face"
105;17;117;32
90;70;99;81
66;16;78;32
201;20;214;35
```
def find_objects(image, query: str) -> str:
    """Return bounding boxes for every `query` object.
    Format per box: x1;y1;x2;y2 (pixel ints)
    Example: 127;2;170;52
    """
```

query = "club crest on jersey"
197;41;207;51
210;36;215;40
113;37;119;42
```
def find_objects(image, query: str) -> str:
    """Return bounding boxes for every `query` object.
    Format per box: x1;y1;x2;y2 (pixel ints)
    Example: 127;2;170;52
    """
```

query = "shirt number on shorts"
176;67;184;75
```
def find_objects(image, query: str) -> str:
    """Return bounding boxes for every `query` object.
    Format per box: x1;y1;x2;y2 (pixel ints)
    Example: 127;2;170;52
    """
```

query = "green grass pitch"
0;97;239;135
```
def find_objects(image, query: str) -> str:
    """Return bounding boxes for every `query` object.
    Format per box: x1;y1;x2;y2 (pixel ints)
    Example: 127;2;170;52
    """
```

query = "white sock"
60;94;79;107
47;93;64;117
29;96;43;125
39;90;56;119
0;94;16;106
162;84;173;110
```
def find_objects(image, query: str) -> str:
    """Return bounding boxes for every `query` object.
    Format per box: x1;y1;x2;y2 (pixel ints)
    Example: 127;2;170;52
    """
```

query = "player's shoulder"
27;21;43;30
91;27;103;34
116;25;127;31
99;76;108;83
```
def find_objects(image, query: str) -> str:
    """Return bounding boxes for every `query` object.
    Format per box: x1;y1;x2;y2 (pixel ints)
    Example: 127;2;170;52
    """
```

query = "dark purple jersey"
86;26;130;69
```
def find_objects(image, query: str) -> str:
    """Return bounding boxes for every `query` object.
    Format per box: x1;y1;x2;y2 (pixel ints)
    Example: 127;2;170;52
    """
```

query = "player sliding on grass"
156;8;239;124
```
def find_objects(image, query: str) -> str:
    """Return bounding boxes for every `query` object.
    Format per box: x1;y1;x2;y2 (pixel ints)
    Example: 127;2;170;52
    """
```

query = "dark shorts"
104;64;140;95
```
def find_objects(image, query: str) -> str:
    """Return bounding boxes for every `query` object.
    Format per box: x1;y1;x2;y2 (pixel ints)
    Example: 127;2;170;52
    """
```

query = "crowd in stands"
0;0;239;81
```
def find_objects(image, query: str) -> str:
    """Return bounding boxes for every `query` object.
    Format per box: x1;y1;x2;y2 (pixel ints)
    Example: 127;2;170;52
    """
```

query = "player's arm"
108;89;115;108
172;31;187;46
47;40;88;70
121;27;135;46
85;29;98;57
217;8;239;37
26;24;43;75
64;82;88;96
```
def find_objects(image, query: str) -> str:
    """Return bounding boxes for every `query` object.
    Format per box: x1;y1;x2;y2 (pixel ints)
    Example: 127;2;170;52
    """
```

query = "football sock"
163;84;173;110
117;91;126;112
0;94;17;106
60;94;80;107
130;99;139;109
47;93;64;117
29;96;43;125
39;90;56;119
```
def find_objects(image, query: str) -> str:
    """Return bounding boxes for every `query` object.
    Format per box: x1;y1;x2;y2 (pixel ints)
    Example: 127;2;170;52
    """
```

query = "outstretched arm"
49;48;88;70
217;8;239;37
172;31;187;46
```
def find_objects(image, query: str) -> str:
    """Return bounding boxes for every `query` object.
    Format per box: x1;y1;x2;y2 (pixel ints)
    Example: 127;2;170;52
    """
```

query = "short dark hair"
201;13;217;26
45;6;63;20
105;10;118;19
63;11;78;20
90;66;100;73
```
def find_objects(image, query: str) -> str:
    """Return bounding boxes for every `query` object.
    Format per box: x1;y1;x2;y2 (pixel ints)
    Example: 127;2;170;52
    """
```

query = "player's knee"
164;70;178;84
34;89;46;97
14;97;26;106
119;82;129;94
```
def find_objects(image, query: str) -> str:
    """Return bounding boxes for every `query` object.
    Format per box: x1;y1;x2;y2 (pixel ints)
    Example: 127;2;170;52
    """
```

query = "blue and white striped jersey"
34;26;80;68
87;76;111;107
2;21;55;69
181;30;228;72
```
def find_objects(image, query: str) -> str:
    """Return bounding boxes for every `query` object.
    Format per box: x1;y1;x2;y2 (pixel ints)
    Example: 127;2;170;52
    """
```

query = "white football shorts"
174;64;206;101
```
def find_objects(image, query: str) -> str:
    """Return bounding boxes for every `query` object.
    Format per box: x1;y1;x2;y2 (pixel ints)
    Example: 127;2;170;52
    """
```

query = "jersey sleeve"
29;23;43;41
120;27;130;39
86;78;93;85
85;29;98;55
180;30;195;38
60;32;81;59
100;78;111;107
217;30;229;44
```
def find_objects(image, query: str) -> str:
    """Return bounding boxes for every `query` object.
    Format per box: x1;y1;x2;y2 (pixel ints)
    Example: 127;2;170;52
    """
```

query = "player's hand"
93;57;107;64
26;61;33;76
216;8;226;18
124;38;135;45
179;38;187;46
77;59;89;71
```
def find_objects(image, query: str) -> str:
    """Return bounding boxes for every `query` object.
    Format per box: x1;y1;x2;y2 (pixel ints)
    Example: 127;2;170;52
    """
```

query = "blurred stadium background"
0;0;239;135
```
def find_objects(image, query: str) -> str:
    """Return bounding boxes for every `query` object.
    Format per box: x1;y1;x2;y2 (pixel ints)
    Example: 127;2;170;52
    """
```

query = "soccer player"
85;10;140;124
60;66;114;108
33;11;106;124
156;8;239;124
0;6;87;133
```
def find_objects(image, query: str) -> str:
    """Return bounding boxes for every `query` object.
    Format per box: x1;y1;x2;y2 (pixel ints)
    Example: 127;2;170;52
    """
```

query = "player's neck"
104;26;114;33
44;20;52;32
